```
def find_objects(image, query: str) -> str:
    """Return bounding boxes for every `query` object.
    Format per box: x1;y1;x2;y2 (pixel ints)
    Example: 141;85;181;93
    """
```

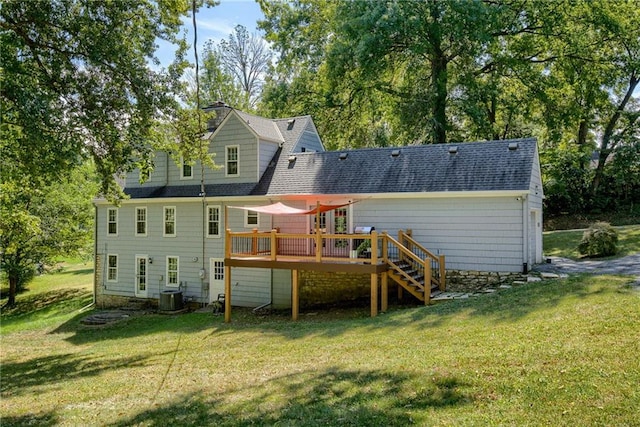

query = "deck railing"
226;228;384;264
397;230;446;291
226;228;445;291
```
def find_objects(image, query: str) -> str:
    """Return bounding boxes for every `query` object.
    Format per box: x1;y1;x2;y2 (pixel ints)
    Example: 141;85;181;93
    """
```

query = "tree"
0;0;202;199
217;24;272;109
259;0;529;146
1;165;98;306
196;40;249;110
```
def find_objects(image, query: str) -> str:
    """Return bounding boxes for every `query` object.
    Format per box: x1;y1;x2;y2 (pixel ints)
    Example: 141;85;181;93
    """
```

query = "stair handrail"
399;230;446;291
399;230;438;261
384;234;429;291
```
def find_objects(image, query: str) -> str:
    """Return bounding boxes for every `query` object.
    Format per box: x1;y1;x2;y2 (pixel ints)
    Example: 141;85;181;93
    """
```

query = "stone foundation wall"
290;269;529;307
445;270;528;293
299;271;371;307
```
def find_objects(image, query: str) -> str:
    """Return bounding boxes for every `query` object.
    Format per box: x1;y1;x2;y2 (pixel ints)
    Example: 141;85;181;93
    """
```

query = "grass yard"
2;254;640;426
543;224;640;259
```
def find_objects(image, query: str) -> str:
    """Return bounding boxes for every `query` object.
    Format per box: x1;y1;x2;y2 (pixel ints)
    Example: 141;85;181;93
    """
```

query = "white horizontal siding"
96;201;247;302
272;269;292;308
258;140;280;178
353;197;525;272
272;201;308;233
293;123;324;153
228;267;271;307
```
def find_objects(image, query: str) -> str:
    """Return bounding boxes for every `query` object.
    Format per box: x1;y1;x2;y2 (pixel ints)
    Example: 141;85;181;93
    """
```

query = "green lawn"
543;224;640;259
2;255;639;426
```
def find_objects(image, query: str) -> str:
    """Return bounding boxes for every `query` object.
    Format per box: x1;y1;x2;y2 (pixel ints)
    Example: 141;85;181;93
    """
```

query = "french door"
310;206;350;256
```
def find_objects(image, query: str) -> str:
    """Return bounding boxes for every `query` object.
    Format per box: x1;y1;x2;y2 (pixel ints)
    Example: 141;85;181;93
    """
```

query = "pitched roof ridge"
318;138;537;155
234;110;284;143
273;114;312;122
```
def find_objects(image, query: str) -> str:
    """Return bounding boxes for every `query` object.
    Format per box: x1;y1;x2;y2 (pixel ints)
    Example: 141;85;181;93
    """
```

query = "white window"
163;206;176;237
180;157;193;179
166;256;179;287
207;206;221;237
107;254;118;281
245;209;259;228
107;208;118;236
135;207;147;236
225;145;239;176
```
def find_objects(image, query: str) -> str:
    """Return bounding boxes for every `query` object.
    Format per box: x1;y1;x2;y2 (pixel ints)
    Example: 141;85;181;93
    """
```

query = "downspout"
521;194;529;273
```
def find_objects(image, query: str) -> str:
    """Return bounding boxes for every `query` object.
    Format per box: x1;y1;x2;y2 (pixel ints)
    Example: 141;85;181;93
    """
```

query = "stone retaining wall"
445;270;528;293
299;271;371;307
296;270;529;306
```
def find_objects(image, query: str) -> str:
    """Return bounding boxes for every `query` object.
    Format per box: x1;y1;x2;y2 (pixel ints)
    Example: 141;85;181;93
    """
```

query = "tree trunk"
431;49;448;144
7;275;17;306
429;3;447;144
591;74;639;197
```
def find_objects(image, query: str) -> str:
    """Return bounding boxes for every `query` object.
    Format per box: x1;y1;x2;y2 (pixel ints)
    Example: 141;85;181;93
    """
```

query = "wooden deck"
223;229;445;322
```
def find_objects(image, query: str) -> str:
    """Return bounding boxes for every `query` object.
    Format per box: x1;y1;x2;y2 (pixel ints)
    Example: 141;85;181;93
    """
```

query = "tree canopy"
257;0;640;215
0;0;202;198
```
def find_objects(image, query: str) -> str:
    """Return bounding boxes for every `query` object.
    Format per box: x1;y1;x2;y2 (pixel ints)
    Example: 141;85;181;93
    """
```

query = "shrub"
578;222;618;257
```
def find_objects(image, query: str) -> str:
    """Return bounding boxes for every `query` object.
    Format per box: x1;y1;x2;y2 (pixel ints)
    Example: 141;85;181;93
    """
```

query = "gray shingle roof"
125;183;257;199
254;138;537;196
235;110;283;143
274;116;313;152
125;109;536;200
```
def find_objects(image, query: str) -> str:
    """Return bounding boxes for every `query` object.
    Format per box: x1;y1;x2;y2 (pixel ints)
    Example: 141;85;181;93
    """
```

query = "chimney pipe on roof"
202;101;232;131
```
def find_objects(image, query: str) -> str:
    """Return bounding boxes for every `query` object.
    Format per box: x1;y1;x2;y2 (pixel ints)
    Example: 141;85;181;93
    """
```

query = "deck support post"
292;269;299;321
224;265;231;323
439;255;446;291
370;273;378;317
424;261;431;305
381;271;388;312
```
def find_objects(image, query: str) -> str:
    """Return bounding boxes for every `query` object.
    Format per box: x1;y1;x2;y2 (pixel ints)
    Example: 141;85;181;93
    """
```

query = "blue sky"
155;0;265;68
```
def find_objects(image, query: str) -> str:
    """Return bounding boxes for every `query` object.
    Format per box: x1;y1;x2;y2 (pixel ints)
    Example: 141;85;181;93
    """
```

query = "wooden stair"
388;260;442;303
383;230;446;304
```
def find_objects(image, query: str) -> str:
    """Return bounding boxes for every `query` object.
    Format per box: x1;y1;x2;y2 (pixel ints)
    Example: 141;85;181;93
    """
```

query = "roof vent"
287;119;295;130
391;149;401;157
448;146;458;154
288;155;296;163
508;142;519;151
339;152;348;160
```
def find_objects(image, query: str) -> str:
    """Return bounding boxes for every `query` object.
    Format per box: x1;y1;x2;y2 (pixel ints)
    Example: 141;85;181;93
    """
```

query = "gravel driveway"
533;253;640;282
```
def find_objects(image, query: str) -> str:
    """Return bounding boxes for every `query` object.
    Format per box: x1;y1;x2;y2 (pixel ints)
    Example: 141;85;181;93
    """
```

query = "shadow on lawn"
52;308;216;345
0;411;59;427
0;352;153;397
110;367;470;426
1;288;93;320
52;274;622;344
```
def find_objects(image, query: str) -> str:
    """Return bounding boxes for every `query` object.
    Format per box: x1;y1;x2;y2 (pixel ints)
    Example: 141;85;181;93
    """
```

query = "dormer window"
180;157;193;179
226;145;239;176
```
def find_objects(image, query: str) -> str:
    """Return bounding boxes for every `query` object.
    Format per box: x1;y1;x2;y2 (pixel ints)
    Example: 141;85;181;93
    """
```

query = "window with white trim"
107;208;118;236
107;254;118;281
135;207;147;236
166;256;179;287
225;145;239;176
245;210;259;228
180;157;193;179
163;206;176;237
207;206;221;237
